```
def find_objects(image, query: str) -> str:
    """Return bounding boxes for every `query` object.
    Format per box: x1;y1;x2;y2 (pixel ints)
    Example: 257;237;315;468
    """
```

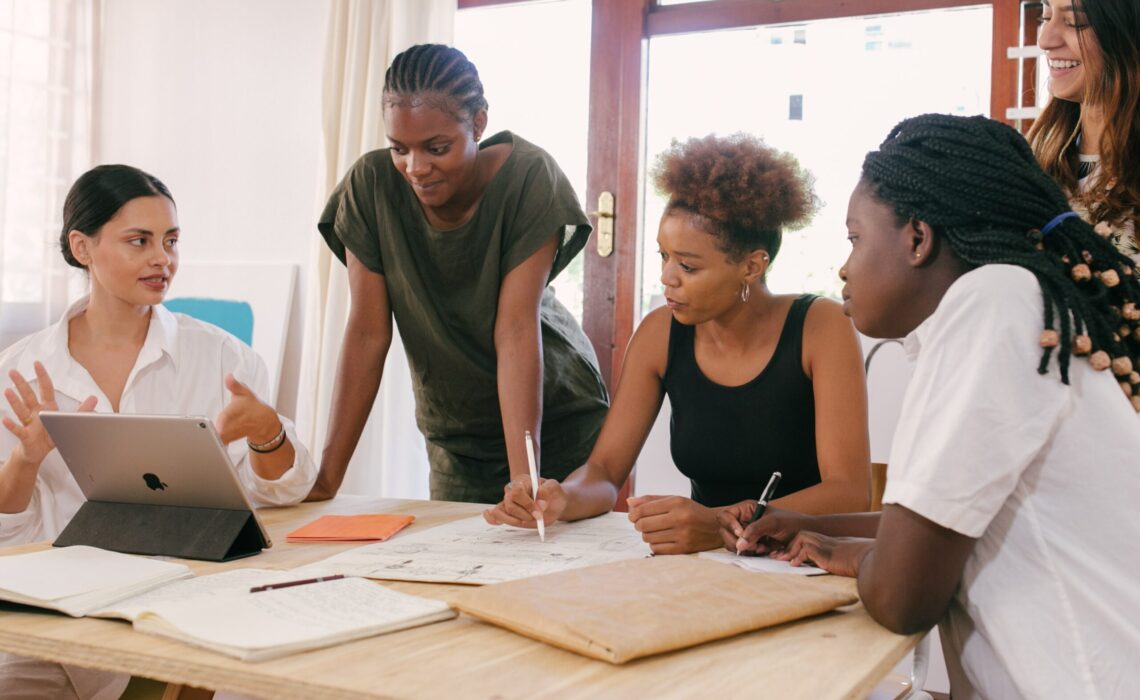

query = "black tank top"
664;294;821;507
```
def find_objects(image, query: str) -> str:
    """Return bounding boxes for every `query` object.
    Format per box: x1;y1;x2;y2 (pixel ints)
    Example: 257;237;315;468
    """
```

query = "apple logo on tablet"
143;473;168;491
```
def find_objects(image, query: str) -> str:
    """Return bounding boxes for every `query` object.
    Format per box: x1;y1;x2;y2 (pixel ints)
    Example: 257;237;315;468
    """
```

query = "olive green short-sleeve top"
319;131;609;461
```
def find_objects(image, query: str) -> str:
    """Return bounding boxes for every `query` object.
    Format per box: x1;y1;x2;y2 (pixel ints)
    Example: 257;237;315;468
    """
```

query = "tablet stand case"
53;501;266;561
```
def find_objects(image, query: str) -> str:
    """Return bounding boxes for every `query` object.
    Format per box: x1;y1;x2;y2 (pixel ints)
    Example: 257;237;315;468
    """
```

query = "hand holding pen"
524;430;545;542
482;475;569;529
737;471;781;554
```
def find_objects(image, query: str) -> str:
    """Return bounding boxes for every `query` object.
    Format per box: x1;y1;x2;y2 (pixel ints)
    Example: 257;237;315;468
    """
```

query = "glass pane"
640;6;993;316
454;0;592;322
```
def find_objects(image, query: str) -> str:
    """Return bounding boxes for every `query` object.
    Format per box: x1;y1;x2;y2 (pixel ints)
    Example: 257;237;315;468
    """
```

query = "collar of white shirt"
13;297;181;403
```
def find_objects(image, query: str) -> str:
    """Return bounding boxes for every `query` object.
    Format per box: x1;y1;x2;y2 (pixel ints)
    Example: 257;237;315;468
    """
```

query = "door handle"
593;191;614;257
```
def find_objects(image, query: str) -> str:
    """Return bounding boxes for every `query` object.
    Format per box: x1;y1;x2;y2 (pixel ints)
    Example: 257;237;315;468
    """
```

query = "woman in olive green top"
312;44;609;504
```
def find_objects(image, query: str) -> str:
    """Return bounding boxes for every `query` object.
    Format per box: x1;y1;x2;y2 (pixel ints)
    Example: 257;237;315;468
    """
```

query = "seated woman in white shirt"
724;114;1140;699
0;164;317;700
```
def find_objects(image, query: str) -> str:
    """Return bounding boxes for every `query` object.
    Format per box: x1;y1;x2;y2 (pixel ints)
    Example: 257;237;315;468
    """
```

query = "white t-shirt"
883;265;1140;700
0;298;317;547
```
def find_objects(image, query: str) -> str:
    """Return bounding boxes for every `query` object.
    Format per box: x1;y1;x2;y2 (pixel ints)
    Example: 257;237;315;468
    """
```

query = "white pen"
524;430;545;542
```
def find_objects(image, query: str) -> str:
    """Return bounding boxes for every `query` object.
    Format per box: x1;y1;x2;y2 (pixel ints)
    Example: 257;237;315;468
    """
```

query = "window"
789;94;804;121
455;0;592;321
639;6;993;314
0;0;92;348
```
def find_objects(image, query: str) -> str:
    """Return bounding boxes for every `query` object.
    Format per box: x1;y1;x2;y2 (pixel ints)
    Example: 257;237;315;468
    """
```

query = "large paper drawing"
304;513;652;585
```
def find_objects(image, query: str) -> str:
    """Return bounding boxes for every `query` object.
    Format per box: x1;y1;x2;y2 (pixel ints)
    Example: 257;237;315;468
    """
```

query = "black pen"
249;574;344;593
736;471;782;555
748;471;782;524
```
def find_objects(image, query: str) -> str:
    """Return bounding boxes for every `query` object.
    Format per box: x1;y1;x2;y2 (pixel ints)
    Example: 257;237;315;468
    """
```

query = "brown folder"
451;556;858;664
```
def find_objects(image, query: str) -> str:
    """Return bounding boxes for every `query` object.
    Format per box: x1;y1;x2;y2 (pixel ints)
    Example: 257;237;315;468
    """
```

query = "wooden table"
0;497;918;699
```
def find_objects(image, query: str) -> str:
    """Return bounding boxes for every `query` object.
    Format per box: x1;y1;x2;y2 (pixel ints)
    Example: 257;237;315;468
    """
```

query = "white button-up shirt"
0;298;317;547
883;265;1140;699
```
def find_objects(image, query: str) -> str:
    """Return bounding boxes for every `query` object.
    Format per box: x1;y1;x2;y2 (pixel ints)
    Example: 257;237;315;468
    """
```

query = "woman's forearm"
495;320;543;481
317;326;388;493
248;436;297;480
805;511;882;538
558;461;622;521
0;451;41;513
771;477;870;515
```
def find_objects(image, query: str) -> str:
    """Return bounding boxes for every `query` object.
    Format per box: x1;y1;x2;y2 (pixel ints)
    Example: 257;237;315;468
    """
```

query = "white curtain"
296;0;453;499
0;0;94;350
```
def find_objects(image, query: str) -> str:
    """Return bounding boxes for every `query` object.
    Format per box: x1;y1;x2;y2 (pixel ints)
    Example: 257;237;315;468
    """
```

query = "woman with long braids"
723;113;1140;698
312;44;608;503
1029;0;1140;261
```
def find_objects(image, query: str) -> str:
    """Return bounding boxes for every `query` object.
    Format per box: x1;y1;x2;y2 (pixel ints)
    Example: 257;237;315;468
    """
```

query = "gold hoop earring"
740;282;751;303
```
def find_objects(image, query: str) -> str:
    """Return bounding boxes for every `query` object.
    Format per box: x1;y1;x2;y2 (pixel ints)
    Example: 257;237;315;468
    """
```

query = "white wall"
96;0;330;417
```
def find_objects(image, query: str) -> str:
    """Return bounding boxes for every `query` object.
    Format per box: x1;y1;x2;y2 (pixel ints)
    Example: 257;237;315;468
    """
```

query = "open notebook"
0;547;455;661
124;573;455;661
0;546;191;616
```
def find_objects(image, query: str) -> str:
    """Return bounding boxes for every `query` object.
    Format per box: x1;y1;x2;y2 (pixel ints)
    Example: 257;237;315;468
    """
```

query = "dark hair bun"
60;164;174;269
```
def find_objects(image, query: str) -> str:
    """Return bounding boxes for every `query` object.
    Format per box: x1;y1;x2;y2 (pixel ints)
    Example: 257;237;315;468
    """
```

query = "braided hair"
383;44;488;123
862;113;1140;410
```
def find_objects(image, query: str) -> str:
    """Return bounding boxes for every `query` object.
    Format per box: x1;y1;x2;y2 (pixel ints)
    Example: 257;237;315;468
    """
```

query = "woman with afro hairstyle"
727;113;1140;698
1029;0;1140;261
484;133;872;554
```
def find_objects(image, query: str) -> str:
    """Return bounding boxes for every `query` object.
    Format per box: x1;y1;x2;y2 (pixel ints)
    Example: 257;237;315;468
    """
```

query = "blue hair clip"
1040;211;1079;236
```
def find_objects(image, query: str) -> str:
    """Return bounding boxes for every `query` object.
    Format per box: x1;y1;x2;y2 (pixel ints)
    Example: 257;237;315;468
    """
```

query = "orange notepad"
286;514;415;543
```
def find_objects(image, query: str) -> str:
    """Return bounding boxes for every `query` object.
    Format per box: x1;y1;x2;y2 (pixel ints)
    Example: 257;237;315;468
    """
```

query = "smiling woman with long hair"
1028;0;1140;260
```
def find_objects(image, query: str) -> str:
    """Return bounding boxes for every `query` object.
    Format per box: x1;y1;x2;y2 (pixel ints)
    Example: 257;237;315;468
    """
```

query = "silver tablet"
39;412;271;548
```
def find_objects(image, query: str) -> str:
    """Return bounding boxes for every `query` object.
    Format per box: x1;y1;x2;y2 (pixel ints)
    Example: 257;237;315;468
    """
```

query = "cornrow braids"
383;44;488;123
862;113;1140;411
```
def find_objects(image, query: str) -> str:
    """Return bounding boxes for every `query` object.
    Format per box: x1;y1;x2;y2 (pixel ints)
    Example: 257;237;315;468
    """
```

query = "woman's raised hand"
2;361;97;466
214;373;279;445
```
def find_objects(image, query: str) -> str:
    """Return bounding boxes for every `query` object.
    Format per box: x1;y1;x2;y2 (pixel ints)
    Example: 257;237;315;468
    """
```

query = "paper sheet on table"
302;512;652;585
452;556;857;663
698;550;828;576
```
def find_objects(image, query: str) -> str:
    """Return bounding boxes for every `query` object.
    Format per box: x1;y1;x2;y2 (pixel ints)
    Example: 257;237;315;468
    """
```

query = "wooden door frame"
580;0;1024;389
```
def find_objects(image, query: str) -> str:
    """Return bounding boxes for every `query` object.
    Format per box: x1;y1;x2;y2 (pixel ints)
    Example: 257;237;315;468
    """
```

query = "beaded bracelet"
247;423;286;454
